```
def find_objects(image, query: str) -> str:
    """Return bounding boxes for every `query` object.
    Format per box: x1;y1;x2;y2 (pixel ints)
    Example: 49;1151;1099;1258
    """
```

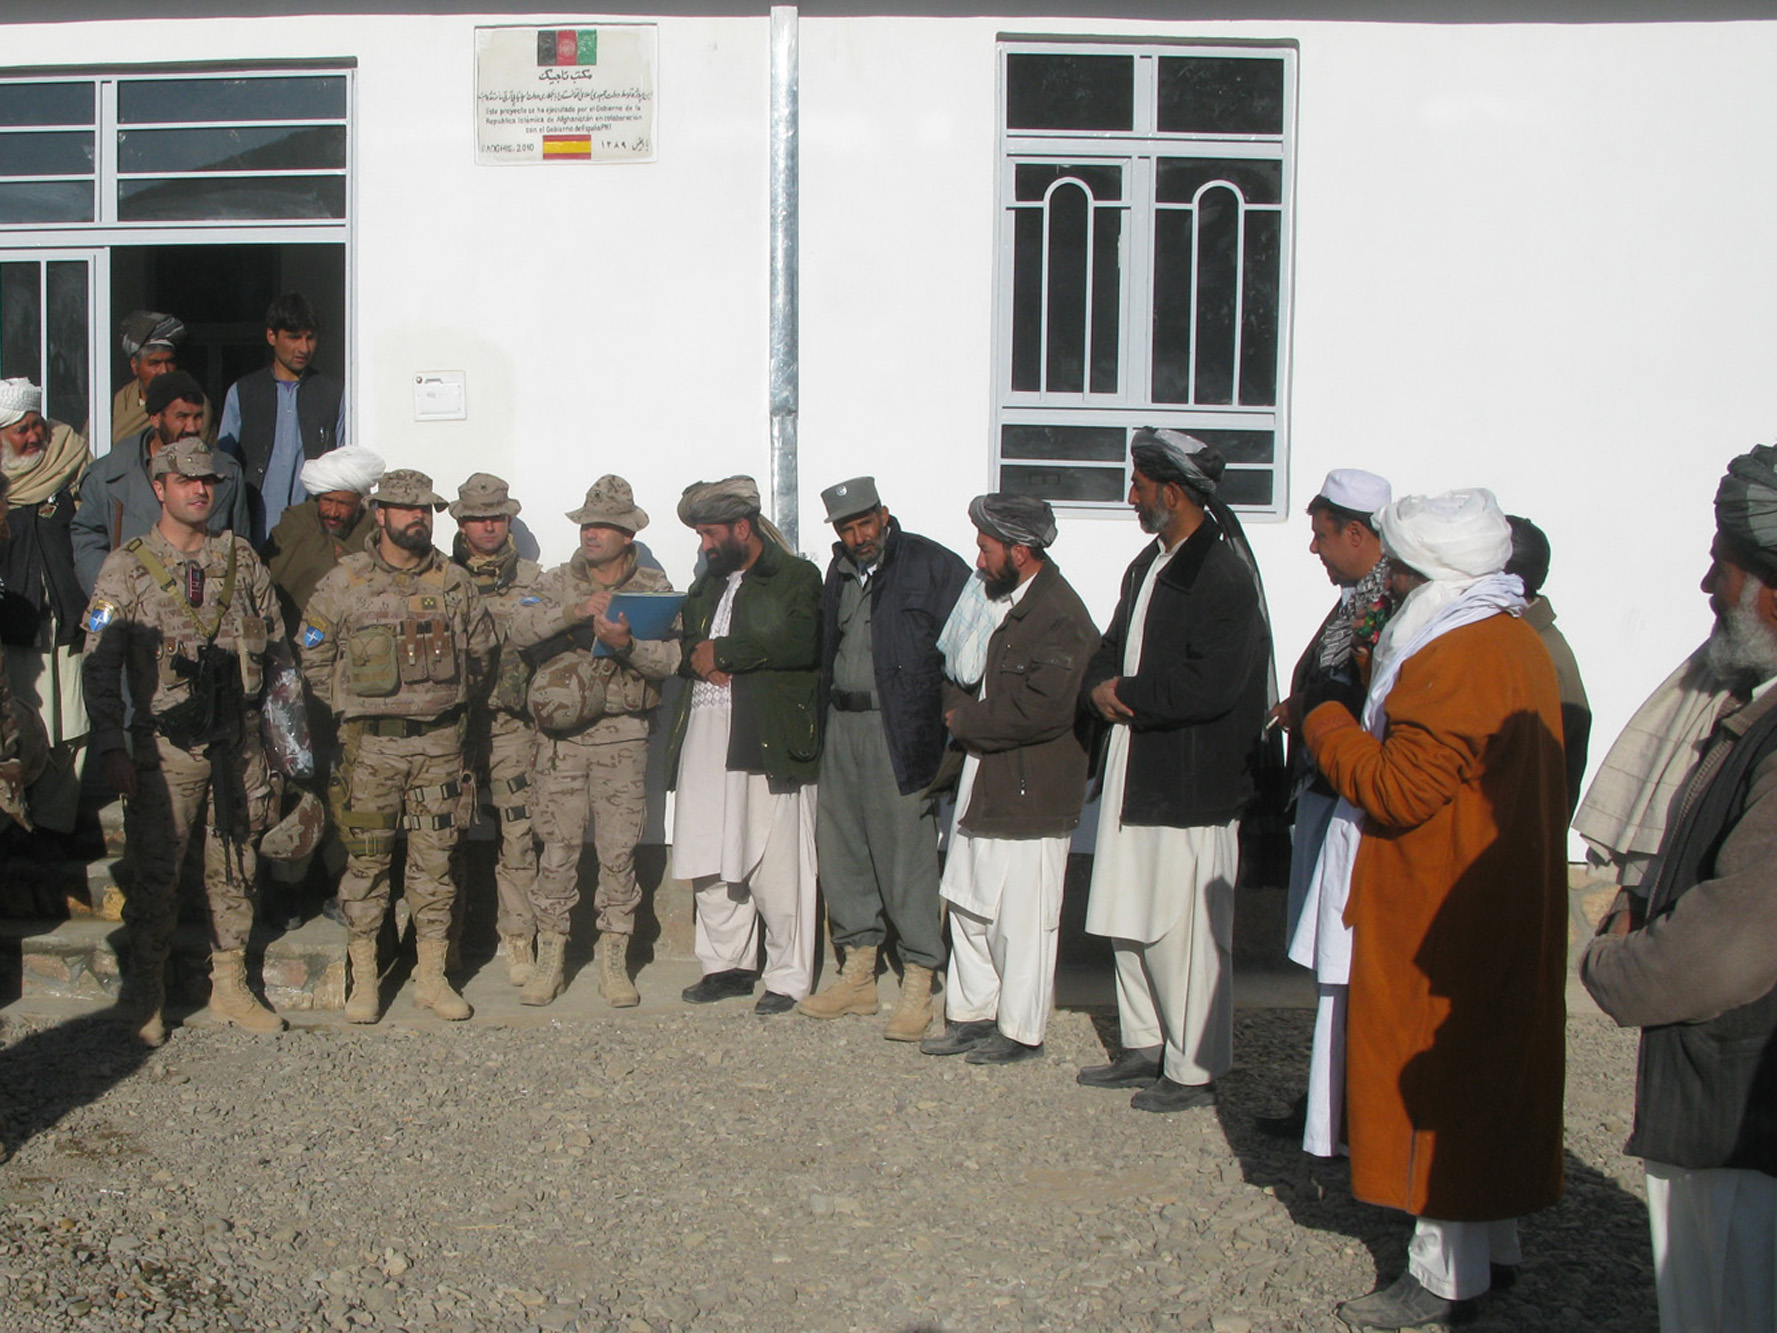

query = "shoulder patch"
519;596;542;606
85;600;119;634
301;625;326;649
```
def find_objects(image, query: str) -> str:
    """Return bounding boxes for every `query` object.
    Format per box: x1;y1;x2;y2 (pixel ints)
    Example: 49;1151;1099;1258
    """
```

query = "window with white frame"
0;71;349;228
994;43;1296;515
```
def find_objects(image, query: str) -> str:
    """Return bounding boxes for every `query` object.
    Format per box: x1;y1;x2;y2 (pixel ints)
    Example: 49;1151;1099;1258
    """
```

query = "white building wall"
4;9;1772;836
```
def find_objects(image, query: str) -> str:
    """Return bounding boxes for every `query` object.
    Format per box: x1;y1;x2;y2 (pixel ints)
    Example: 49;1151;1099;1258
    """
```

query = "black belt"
830;688;878;712
356;707;464;738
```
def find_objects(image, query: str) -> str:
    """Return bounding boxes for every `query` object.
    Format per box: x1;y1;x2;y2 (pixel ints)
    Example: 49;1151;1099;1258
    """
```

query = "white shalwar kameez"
670;572;818;1000
939;578;1069;1047
1085;539;1240;1087
1288;809;1354;1158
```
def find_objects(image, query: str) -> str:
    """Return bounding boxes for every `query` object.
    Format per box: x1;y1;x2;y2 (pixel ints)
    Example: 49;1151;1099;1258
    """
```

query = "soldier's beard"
386;521;432;554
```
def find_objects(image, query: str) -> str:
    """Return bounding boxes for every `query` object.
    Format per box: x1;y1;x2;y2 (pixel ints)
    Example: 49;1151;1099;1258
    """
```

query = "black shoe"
754;991;795;1015
1130;1076;1217;1113
1335;1273;1475;1329
918;1019;997;1056
965;1032;1044;1065
681;969;758;1004
1255;1091;1310;1139
1076;1048;1163;1088
320;897;348;927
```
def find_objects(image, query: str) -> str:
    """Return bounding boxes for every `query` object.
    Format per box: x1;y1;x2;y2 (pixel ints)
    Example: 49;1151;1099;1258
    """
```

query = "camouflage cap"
150;437;223;480
567;475;649;533
527;655;612;734
259;788;325;863
449;471;522;520
371;468;447;510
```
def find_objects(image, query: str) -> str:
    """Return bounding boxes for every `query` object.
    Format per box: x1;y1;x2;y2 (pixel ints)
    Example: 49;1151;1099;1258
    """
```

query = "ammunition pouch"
345;625;400;697
398;618;458;686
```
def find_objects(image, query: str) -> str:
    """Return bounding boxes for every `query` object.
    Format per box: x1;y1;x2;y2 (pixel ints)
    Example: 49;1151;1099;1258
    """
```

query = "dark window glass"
1090;209;1121;394
0;83;94;128
1010;208;1043;392
1006;54;1133;132
1192;186;1241;405
1151;209;1194;404
1240;211;1281;407
118;174;346;222
1157;57;1284;135
1187;429;1274;464
1157;157;1280;205
0;263;41;382
46;260;88;428
0;180;93;224
1001;423;1127;462
0;131;94;178
1216;467;1274;507
1015;162;1123;203
1000;463;1125;503
119;125;347;174
118;76;347;125
1043;181;1090;394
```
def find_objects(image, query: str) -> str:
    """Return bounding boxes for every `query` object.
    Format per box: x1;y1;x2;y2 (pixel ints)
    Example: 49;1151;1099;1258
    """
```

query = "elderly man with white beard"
0;378;92;837
1581;444;1777;1333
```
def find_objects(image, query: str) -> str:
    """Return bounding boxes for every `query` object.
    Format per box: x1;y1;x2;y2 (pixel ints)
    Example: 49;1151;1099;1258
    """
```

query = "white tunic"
1084;539;1199;945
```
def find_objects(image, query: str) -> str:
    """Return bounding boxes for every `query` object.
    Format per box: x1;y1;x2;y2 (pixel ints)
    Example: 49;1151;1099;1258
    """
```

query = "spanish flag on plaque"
543;135;593;161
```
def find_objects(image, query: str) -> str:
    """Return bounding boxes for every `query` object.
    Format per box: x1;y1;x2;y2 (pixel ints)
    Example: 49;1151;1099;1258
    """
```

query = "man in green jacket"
667;476;822;1014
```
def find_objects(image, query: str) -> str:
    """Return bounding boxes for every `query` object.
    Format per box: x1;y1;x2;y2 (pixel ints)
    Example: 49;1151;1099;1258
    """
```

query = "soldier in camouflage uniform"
506;476;680;1007
300;469;495;1024
447;473;542;989
84;439;288;1046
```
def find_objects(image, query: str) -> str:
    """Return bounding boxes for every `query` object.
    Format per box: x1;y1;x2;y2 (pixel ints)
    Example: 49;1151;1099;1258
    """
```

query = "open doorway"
106;242;345;446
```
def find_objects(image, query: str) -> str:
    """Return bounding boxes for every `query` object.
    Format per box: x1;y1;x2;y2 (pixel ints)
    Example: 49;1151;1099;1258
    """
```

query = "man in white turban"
1295;488;1569;1328
0;377;93;836
261;445;384;635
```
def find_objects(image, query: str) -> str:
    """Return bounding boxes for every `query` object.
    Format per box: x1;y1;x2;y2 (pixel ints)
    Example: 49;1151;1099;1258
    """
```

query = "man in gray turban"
666;476;823;1013
112;310;213;446
1078;429;1270;1113
920;493;1096;1066
1582;444;1777;1333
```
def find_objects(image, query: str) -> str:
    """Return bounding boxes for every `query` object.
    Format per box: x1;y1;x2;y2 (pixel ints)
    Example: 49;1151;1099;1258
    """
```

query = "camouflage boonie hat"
449;472;522;521
567;475;649;533
150;437;223;480
371;469;447;510
526;656;612;734
259;789;325;863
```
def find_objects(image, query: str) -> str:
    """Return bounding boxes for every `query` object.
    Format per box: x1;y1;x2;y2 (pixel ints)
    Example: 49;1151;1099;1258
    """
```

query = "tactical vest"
332;559;474;715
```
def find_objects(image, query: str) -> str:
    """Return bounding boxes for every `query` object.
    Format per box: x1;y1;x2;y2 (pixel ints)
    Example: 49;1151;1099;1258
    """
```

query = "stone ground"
0;959;1655;1333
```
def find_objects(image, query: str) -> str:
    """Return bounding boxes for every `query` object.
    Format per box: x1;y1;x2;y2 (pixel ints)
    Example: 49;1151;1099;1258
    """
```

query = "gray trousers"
815;707;946;970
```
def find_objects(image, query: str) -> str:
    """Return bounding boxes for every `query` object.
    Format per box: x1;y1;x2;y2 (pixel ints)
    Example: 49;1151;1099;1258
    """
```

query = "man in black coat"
799;477;969;1042
216;291;345;545
1078;429;1270;1113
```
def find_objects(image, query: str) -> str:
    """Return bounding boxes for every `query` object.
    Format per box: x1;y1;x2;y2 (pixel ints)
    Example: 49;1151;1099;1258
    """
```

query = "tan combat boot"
344;937;382;1024
414;938;473;1020
501;934;536;986
521;931;567;1007
796;944;879;1019
112;960;167;1048
207;949;286;1034
597;932;639;1008
883;963;936;1042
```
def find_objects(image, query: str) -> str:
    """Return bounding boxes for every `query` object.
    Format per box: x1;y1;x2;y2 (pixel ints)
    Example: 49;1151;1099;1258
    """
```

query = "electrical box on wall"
414;371;467;421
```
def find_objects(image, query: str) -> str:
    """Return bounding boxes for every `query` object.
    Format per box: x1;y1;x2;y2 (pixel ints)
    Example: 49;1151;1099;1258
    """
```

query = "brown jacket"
1304;612;1567;1222
944;560;1098;838
262;498;375;636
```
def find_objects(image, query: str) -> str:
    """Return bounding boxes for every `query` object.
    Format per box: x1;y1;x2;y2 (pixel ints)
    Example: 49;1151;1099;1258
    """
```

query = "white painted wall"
5;9;1771;839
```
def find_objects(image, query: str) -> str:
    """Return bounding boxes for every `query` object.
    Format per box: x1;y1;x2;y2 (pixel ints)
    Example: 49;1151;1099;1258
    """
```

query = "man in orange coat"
1299;488;1568;1330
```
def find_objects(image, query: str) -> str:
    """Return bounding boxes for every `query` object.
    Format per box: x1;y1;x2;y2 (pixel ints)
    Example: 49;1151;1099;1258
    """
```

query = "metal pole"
768;4;799;552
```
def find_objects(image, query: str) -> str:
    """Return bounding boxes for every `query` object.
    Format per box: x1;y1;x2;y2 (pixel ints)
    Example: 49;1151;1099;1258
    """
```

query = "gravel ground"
0;972;1654;1333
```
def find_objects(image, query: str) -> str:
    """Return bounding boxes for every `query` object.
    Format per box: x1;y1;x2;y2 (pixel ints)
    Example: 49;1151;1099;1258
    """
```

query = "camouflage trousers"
123;732;273;963
332;722;471;943
531;733;647;937
482;712;539;939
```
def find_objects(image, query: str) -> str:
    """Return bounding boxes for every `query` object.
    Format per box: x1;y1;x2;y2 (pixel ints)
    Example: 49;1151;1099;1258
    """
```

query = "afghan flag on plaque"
537;30;598;66
543;135;593;161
